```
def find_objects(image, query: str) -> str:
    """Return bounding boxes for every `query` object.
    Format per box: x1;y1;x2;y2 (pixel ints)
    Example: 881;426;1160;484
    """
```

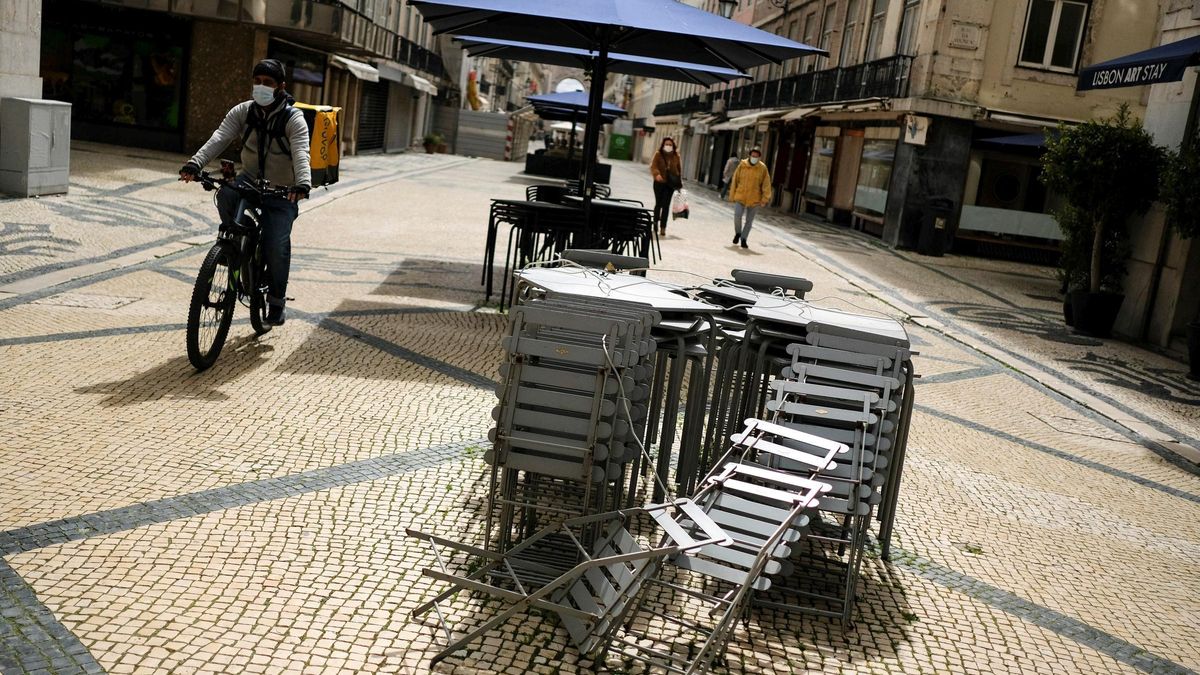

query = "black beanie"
252;58;286;83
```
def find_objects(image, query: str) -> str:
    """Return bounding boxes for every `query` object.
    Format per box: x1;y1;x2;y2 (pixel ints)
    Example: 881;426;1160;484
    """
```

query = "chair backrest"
527;184;567;203
731;269;814;298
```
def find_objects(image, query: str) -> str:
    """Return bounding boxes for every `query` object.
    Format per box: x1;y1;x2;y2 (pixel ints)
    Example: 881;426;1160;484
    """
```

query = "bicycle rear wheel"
248;251;272;336
186;241;237;370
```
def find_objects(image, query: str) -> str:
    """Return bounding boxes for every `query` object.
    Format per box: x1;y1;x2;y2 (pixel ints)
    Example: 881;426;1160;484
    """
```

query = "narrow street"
1;144;1198;674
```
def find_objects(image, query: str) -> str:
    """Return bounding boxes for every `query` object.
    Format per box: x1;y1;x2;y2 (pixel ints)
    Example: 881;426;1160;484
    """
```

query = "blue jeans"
733;203;758;242
217;178;299;307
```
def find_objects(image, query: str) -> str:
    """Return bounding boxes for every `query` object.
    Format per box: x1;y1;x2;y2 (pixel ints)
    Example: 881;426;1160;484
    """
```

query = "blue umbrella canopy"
533;106;621;123
528;91;625;115
416;0;823;201
455;36;749;87
412;0;825;70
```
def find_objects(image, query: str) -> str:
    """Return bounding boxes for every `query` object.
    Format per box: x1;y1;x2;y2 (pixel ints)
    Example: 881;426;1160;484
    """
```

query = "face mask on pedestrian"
252;84;278;106
663;145;674;153
749;156;760;166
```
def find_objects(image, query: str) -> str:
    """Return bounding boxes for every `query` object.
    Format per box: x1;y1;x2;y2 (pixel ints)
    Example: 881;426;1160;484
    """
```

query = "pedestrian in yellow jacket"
728;147;772;249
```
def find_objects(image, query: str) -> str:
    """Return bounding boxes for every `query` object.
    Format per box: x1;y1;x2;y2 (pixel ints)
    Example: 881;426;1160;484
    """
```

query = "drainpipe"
1140;71;1200;342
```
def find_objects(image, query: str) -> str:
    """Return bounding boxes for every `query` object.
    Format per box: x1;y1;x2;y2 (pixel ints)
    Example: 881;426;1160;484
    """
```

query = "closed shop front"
41;0;191;151
357;79;388;152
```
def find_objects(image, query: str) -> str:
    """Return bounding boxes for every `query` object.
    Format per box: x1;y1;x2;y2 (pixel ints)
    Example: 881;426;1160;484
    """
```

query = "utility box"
0;98;72;197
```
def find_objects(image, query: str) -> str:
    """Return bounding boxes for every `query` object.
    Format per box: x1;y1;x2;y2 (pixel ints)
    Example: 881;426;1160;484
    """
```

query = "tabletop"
747;301;909;346
518;267;718;314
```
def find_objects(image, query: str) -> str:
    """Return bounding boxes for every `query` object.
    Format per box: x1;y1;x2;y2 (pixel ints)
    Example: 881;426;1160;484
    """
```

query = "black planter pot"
1188;321;1200;380
1069;290;1124;338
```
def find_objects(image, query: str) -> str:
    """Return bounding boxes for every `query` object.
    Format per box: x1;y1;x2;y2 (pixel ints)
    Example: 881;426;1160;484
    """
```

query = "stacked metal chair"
485;295;660;552
753;326;914;624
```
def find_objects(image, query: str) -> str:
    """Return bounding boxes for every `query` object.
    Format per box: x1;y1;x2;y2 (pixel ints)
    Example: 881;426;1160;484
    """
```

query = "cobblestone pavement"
1;145;1198;674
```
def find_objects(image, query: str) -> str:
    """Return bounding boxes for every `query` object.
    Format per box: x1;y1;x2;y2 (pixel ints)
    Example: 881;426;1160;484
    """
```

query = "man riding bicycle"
179;58;311;326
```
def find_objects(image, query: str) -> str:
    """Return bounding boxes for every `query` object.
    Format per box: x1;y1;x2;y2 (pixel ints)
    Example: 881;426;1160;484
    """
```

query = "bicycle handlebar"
190;171;294;201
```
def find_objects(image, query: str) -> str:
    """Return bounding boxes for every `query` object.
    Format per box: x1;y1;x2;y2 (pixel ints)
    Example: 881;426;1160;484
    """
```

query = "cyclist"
179;58;310;326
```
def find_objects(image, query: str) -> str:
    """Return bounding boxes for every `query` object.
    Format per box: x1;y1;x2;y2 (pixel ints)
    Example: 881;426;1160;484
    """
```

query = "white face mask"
252;84;277;106
749;156;760;165
663;146;674;153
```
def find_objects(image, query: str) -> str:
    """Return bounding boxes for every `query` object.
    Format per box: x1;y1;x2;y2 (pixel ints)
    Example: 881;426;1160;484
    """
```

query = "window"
897;0;921;55
854;139;895;216
805;136;836;201
802;11;818;72
1019;0;1088;71
864;0;888;61
819;4;837;55
788;20;800;74
840;0;861;66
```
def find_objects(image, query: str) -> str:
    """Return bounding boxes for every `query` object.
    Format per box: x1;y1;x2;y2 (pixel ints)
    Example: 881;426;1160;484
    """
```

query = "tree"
1163;124;1200;242
1040;104;1166;294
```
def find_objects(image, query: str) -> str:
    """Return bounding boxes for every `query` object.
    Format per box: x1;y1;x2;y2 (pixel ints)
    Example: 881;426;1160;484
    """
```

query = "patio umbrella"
456;36;749;87
528;91;625;116
414;0;824;198
529;91;625;161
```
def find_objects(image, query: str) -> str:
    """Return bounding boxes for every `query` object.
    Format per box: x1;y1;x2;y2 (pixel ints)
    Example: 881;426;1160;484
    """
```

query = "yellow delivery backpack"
295;102;341;186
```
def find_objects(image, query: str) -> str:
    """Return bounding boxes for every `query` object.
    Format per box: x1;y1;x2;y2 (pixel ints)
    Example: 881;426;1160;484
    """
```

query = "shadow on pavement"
369;258;490;306
75;333;274;405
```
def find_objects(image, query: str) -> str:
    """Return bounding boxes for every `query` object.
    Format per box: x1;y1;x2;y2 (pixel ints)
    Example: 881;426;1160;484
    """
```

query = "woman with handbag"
650;137;682;237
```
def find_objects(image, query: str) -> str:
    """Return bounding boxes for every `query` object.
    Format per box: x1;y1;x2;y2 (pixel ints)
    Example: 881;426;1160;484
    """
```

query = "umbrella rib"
685;37;745;71
429;8;493;36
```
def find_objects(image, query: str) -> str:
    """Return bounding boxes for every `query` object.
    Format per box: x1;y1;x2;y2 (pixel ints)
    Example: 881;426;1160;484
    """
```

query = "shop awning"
331;55;380;82
782;106;818;121
709;109;785;131
409;74;438;96
373;60;439;95
1078;34;1200;91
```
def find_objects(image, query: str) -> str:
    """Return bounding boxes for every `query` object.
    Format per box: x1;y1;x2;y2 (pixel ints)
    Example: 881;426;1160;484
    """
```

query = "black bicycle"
184;167;291;370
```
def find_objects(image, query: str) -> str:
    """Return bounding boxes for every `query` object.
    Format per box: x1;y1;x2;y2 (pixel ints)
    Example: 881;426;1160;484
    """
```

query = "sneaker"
740;240;749;249
732;233;741;244
266;304;286;326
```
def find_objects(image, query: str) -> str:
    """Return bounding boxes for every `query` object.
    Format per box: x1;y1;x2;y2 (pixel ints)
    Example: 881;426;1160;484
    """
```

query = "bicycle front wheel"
186;241;237;370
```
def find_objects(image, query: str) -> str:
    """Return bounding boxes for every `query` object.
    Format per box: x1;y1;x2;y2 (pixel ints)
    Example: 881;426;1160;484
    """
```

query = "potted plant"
1162;125;1200;379
422;132;443;154
1054;204;1130;327
1041;104;1166;337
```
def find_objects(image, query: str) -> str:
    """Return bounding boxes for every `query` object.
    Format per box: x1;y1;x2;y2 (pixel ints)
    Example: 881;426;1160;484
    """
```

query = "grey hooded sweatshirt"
188;100;311;189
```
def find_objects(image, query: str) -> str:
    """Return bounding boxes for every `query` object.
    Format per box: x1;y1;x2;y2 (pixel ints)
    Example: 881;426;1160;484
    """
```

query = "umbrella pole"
581;32;611;245
568;119;577;163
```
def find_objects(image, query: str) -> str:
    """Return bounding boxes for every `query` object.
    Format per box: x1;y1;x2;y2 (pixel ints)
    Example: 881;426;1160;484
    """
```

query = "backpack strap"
241;104;300;178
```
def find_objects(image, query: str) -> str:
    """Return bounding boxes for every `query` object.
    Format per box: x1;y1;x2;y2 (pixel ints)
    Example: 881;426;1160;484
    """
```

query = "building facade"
650;0;1157;255
36;0;455;156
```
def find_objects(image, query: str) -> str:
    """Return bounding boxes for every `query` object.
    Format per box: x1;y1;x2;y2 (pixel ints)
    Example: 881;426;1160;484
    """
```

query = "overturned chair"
407;418;846;673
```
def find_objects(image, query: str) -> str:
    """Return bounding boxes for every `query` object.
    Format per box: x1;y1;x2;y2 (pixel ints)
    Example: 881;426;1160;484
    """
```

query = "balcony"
394;36;447;80
652;55;912;117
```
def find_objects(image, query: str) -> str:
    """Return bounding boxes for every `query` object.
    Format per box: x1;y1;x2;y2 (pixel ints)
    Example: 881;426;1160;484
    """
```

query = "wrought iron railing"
652;55;912;117
395;36;447;79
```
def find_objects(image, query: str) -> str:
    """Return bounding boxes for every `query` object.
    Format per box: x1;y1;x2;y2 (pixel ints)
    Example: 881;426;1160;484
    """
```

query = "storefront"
800;124;900;236
41;0;191;151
